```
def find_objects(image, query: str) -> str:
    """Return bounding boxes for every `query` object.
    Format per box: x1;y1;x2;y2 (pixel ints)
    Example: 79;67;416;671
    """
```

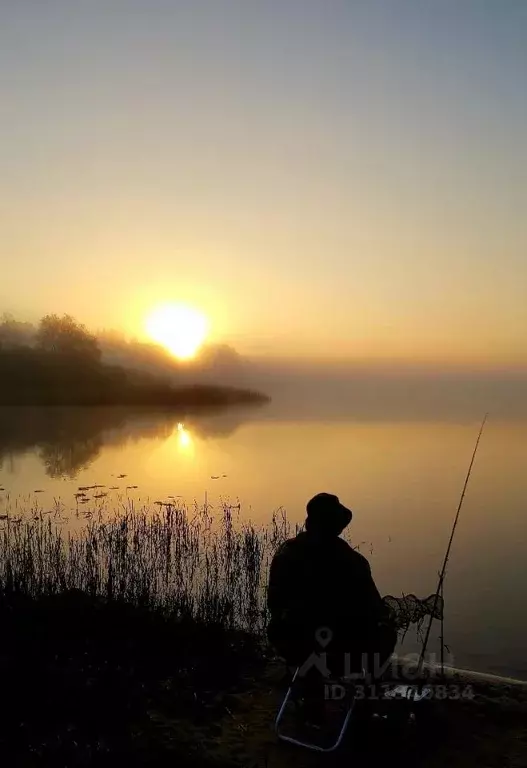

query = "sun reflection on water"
176;422;193;453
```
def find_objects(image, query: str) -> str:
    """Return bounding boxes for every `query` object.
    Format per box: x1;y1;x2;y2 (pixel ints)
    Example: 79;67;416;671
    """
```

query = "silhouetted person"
267;493;397;682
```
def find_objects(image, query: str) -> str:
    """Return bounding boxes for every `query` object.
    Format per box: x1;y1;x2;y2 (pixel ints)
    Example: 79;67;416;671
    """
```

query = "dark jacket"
267;531;386;636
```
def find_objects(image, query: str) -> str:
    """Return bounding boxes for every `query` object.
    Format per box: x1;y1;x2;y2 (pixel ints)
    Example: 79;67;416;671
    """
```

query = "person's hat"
306;492;352;533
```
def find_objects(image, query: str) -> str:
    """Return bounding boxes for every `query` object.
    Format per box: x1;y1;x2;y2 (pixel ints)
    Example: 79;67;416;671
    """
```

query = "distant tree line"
0;313;268;407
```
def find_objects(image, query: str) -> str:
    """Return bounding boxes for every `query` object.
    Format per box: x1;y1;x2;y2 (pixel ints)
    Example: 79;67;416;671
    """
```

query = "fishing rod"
416;412;488;680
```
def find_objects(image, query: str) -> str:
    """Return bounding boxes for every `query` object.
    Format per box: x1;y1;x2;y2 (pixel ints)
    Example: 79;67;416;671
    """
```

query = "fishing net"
382;593;444;636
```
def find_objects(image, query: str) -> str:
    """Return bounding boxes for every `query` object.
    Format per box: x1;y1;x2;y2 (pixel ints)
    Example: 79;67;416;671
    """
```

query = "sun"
145;303;209;360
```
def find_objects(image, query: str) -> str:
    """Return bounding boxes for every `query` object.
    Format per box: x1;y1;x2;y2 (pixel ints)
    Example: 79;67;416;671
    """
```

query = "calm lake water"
1;404;526;679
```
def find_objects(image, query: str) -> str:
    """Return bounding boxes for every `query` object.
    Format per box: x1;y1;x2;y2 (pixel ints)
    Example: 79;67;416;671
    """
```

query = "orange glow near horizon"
2;5;527;370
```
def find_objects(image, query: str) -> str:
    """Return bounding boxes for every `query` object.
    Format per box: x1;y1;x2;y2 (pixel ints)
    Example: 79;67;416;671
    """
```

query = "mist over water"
244;359;527;423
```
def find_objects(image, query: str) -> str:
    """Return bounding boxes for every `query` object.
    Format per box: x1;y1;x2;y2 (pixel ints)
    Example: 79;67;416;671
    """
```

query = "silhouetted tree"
36;314;101;363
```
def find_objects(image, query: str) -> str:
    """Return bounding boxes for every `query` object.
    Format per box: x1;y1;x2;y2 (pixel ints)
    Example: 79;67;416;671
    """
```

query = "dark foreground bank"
0;590;265;767
1;589;526;768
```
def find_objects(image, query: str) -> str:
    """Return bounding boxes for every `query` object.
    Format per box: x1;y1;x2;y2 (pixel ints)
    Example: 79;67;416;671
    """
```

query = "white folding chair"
274;665;358;753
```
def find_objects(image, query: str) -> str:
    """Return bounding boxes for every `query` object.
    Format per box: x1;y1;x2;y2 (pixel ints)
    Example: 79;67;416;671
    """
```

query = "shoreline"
0;588;526;765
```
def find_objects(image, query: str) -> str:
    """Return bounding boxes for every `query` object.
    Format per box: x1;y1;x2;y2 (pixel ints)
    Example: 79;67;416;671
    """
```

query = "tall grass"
0;499;299;635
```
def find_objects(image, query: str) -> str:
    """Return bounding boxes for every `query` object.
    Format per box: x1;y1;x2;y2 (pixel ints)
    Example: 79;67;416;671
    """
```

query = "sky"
1;0;526;366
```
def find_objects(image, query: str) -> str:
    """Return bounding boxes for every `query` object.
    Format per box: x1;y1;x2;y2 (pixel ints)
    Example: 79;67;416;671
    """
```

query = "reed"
0;497;300;635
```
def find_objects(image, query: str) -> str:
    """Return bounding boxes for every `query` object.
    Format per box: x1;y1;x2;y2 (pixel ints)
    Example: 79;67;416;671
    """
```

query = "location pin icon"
315;626;333;648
